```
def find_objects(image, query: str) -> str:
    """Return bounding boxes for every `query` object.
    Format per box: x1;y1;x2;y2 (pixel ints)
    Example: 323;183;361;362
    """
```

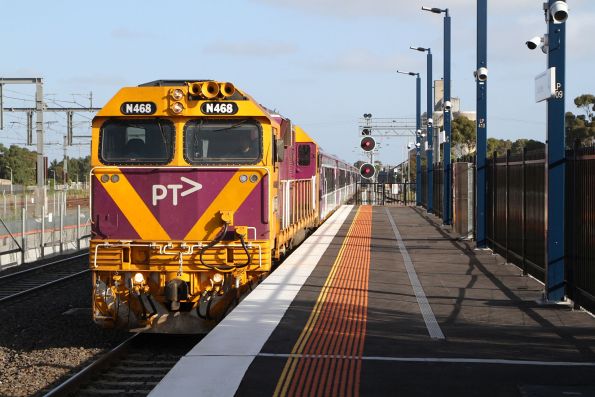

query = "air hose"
199;222;253;270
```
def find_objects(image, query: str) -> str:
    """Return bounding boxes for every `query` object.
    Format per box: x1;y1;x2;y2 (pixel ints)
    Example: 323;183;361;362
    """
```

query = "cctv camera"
415;142;421;148
407;143;412;150
476;67;488;82
444;100;452;111
427;118;433;126
549;1;568;24
526;36;541;50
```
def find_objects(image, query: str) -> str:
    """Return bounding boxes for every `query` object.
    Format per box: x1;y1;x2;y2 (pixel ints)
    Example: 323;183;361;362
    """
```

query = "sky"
1;0;594;166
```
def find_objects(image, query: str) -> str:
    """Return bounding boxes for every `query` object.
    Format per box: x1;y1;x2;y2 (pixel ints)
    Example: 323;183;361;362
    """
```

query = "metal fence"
432;162;444;219
0;187;90;269
566;145;595;310
356;182;416;206
486;149;547;280
486;147;594;312
416;146;594;311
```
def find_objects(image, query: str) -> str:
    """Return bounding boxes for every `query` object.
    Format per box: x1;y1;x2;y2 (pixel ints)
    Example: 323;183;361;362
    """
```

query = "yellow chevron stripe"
184;170;263;240
95;172;170;240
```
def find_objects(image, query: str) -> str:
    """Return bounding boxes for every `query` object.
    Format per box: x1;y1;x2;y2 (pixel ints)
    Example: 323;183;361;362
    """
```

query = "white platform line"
256;353;595;367
385;207;445;340
149;205;354;397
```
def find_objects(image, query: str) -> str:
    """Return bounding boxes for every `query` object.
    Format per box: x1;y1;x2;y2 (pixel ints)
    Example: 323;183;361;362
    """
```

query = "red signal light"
360;136;376;152
359;163;375;179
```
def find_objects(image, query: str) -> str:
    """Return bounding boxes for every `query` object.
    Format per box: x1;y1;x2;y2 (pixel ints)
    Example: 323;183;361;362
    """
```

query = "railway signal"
359;163;375;179
361;127;371;135
360;136;376;152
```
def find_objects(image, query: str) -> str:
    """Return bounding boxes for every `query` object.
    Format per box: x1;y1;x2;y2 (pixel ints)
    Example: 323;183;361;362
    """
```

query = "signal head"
360;136;376;152
359;163;375;179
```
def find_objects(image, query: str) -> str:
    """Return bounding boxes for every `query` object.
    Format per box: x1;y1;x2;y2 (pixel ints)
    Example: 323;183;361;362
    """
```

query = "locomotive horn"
201;81;220;99
188;82;202;96
220;82;235;98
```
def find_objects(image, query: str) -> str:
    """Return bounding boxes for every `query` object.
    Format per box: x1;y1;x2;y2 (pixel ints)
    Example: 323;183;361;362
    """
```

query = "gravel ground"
0;270;130;397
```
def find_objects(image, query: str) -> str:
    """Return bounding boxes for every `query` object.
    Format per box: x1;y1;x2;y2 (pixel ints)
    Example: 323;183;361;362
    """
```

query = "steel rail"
43;333;140;397
0;252;88;281
0;252;89;303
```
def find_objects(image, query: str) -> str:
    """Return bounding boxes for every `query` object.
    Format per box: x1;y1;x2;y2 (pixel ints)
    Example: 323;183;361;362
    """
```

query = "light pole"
6;166;12;195
544;0;567;301
476;0;488;248
396;70;421;206
411;46;433;213
422;5;452;225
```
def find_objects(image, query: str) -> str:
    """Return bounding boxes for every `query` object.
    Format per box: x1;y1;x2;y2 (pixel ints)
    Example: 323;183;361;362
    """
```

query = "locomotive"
90;80;356;332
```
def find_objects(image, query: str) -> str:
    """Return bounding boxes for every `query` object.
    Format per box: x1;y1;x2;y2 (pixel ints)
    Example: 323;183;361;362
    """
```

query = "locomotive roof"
138;80;213;87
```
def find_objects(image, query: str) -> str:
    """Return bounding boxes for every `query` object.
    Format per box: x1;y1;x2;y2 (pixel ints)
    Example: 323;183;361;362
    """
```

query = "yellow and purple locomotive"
90;80;356;332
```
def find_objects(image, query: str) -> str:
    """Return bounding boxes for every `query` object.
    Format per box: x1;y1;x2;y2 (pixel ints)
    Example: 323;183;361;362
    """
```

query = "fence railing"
356;182;416;206
0;188;90;270
566;145;595;310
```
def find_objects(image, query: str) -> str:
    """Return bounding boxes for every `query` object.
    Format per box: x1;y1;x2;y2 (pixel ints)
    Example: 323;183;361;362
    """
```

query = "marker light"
100;175;109;183
250;175;258;183
239;175;248;183
110;175;120;183
170;88;184;101
170;102;184;114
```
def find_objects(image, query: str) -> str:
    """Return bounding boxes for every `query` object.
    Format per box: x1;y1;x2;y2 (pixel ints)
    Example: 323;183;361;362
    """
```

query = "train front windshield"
184;120;262;164
100;119;174;164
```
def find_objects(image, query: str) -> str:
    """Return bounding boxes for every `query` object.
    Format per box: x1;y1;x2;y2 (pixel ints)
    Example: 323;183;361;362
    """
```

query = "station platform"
150;205;595;397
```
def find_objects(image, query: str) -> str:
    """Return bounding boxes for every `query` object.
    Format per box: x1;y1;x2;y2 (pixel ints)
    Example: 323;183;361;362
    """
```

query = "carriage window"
184;119;262;164
298;144;311;166
100;119;174;164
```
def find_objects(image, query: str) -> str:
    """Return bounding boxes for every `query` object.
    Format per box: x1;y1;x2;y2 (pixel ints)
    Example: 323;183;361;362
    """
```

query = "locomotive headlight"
100;175;110;183
212;273;224;284
170;102;184;114
170;88;184;101
239;174;248;183
249;175;258;183
133;272;145;285
110;174;120;183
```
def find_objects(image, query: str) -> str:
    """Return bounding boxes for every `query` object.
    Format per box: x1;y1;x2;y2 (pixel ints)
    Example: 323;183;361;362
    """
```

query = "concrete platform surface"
151;206;595;397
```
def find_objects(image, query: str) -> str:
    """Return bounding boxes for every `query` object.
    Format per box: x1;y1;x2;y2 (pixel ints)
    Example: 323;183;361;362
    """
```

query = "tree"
451;114;477;156
574;94;595;122
487;138;512;156
511;138;545;154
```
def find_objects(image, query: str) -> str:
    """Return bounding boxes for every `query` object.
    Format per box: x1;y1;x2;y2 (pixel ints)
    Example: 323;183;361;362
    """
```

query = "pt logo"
152;177;202;206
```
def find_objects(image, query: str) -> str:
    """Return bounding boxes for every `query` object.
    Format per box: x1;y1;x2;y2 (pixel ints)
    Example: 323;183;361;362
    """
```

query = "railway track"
45;333;202;397
0;252;89;302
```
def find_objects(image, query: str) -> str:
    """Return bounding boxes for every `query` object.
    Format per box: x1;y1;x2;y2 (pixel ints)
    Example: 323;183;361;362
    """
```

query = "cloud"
110;28;157;40
249;0;545;19
310;48;421;75
202;41;298;57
